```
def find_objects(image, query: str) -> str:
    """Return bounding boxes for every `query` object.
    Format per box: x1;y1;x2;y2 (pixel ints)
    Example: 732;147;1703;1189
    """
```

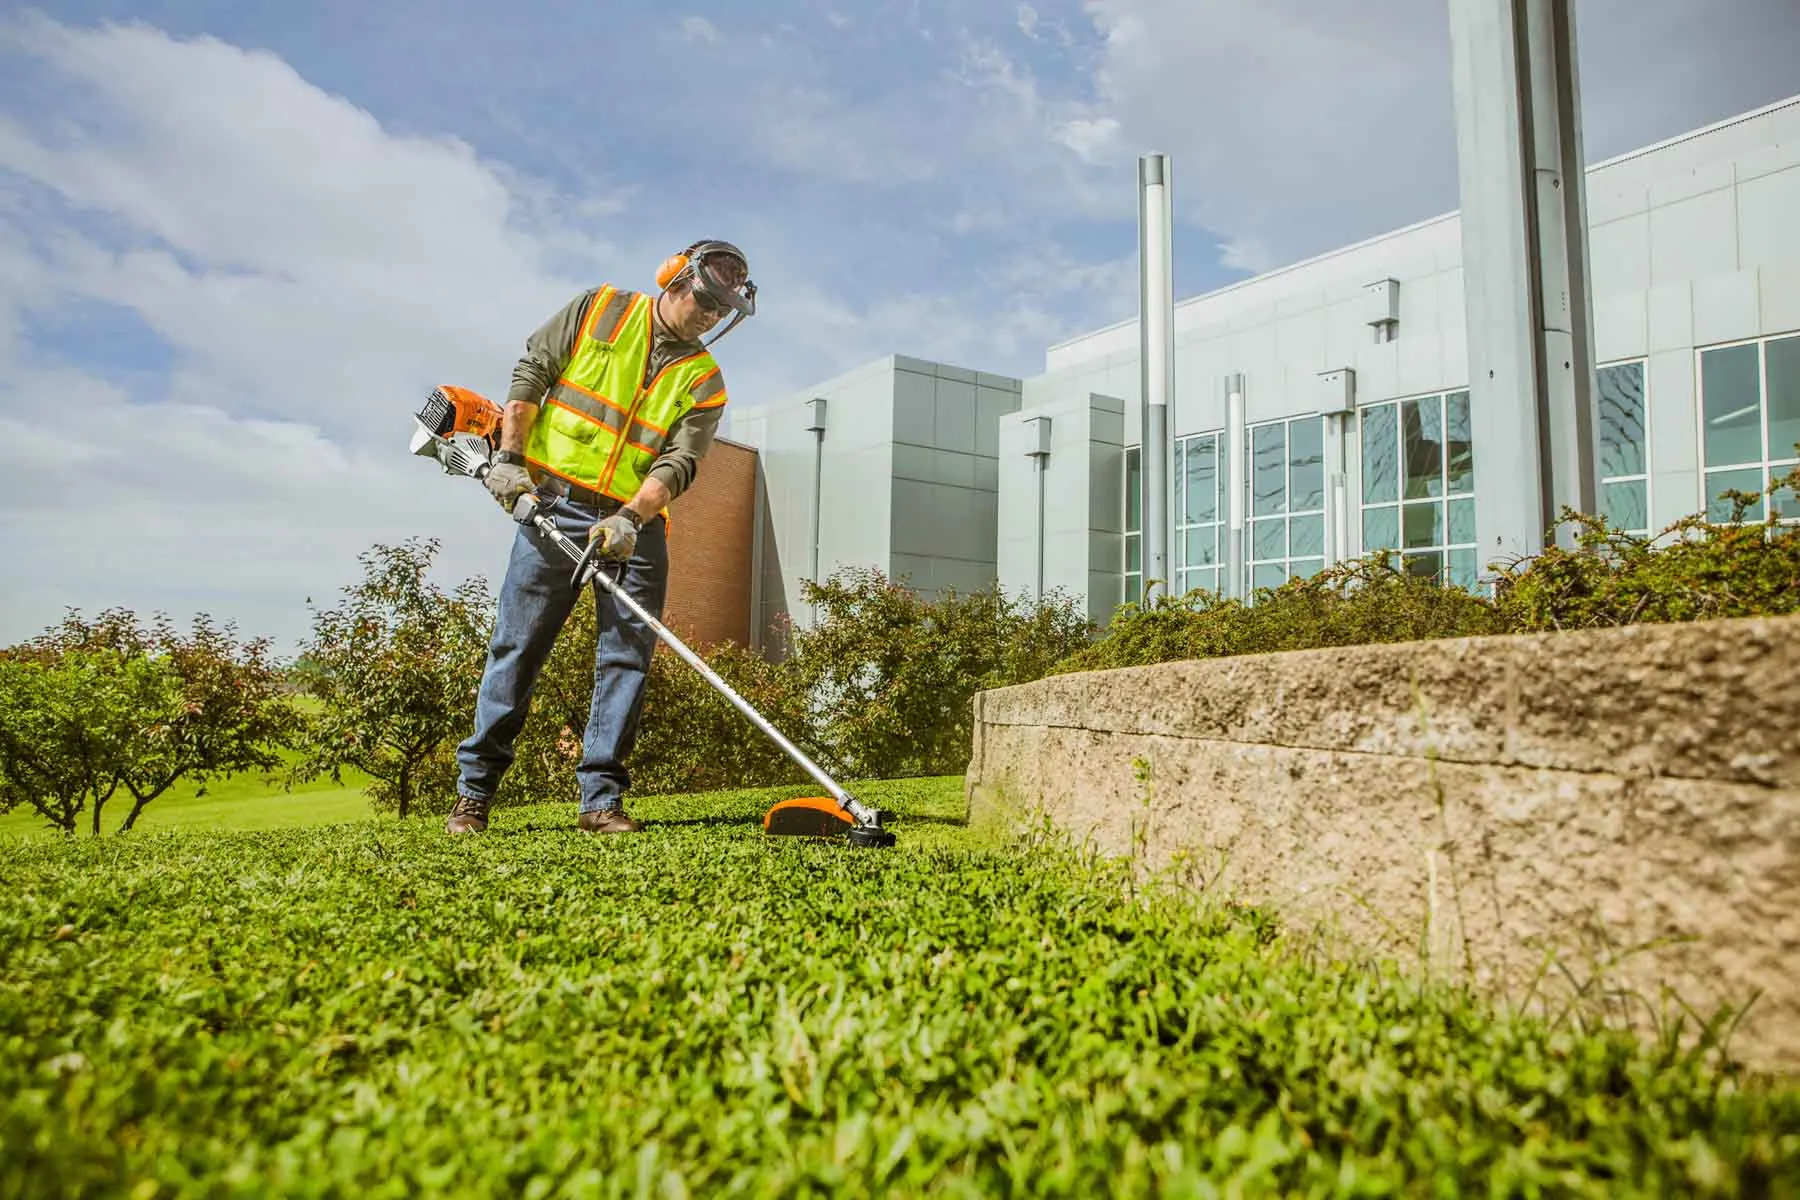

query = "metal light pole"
1138;153;1175;600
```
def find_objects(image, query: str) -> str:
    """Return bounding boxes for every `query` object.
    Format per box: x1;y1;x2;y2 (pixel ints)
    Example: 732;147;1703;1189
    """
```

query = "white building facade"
727;355;1021;647
734;96;1800;637
997;94;1800;622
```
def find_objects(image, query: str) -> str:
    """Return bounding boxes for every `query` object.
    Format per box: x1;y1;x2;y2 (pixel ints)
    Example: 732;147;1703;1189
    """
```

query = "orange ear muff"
655;253;690;289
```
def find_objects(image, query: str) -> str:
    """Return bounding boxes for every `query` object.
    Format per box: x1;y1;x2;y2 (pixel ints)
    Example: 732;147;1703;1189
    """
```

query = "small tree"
293;539;495;818
789;568;1094;779
19;608;303;832
0;609;302;835
0;645;178;835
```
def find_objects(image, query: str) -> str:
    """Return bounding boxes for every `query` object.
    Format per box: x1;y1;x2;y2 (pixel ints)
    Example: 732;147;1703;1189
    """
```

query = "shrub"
1054;551;1506;675
292;539;494;818
502;567;1092;799
788;568;1094;778
1055;466;1800;675
1494;465;1800;631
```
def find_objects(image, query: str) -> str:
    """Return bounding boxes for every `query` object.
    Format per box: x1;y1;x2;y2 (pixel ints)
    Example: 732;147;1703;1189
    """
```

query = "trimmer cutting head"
763;797;896;847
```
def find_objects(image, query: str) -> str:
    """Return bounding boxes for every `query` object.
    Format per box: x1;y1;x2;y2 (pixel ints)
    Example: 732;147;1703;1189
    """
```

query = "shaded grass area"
2;776;1795;1197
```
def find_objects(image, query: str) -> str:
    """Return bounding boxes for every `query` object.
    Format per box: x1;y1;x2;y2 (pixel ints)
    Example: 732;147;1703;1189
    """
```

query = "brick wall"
660;436;756;648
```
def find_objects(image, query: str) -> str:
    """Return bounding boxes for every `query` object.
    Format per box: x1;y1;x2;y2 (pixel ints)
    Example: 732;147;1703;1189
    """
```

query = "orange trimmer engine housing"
418;385;504;452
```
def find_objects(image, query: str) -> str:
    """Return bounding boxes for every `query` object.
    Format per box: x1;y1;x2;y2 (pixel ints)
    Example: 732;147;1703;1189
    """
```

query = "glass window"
1769;334;1800;466
1243;414;1326;592
1360;390;1479;590
1124;446;1141;603
1701;343;1762;468
1175;432;1225;596
1361;403;1397;505
1445;390;1474;495
1696;336;1800;526
1251;423;1286;517
1289;513;1324;558
1182;436;1218;523
1603;480;1647;532
1596;360;1651;536
1705;467;1764;523
1597;362;1646;478
1402;397;1444;499
1403;501;1442;549
1363;505;1398;552
1289;418;1324;510
1447;497;1476;545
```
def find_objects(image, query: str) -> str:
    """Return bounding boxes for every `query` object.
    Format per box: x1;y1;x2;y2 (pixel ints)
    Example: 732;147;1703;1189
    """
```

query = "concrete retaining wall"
964;613;1800;1072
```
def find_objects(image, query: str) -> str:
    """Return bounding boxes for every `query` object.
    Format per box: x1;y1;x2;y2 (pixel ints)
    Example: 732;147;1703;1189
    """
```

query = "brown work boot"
446;794;490;834
577;806;644;834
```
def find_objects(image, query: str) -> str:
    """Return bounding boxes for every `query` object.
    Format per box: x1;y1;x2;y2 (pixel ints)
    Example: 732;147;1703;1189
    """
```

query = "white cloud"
680;15;722;44
0;14;1117;654
1074;0;1800;274
1216;234;1275;275
0;16;620;652
1055;116;1120;162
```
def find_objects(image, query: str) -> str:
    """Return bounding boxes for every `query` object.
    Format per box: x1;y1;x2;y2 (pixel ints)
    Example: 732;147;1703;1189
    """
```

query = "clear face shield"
679;241;756;346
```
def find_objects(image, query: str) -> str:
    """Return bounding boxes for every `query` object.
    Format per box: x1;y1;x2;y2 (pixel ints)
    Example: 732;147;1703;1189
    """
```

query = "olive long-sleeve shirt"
506;286;725;501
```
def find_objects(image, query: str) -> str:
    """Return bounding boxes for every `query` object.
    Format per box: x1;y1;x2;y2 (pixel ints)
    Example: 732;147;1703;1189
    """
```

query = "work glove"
484;460;533;512
589;509;642;562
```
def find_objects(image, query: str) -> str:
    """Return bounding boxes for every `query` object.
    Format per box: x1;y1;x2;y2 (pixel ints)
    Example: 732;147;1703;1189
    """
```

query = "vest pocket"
550;409;602;446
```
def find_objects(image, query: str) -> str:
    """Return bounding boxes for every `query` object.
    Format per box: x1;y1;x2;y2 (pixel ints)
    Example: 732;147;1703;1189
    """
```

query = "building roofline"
1587;90;1799;170
1045;207;1462;354
1046;92;1800;357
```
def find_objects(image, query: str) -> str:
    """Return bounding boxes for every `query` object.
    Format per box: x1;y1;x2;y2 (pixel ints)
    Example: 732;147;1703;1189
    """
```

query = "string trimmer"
408;386;896;849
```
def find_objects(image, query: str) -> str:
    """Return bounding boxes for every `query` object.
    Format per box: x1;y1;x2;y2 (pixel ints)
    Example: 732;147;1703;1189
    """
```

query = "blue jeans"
455;495;668;814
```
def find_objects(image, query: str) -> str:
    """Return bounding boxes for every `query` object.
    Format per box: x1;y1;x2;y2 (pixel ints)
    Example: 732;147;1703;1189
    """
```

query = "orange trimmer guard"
762;796;858;838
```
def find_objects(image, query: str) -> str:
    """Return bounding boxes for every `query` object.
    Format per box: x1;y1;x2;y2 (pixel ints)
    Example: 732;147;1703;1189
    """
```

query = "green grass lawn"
2;775;1795;1197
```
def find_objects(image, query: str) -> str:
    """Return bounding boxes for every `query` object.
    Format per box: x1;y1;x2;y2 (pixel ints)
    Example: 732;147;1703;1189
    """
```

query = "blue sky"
2;0;1797;653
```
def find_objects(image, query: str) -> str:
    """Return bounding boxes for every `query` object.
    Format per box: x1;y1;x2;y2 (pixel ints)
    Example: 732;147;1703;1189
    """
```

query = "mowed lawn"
3;774;1796;1198
0;759;378;842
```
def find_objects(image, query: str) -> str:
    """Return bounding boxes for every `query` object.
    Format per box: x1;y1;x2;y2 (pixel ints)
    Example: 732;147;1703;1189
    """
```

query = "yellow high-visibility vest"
523;285;727;502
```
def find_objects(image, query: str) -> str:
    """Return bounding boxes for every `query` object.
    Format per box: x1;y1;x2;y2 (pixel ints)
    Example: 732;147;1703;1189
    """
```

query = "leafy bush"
1494;465;1800;630
3;778;1795;1195
292;539;493;818
0;609;298;835
499;567;1090;802
1054;551;1506;675
788;567;1094;778
1058;468;1800;675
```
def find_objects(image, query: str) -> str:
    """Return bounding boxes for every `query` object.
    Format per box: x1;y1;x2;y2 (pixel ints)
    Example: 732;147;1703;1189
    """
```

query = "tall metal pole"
1024;412;1053;600
1225;373;1246;599
804;397;827;612
1448;0;1598;566
1138;154;1175;600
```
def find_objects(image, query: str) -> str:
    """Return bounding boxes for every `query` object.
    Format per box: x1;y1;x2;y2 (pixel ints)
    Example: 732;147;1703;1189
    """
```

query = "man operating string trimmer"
446;240;756;836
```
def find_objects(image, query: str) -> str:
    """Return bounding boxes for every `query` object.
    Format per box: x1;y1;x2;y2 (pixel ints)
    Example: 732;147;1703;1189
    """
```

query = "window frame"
1241;412;1327;595
1175;430;1226;596
1693;332;1800;525
1356;387;1479;591
1595;356;1653;537
1123;444;1142;603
